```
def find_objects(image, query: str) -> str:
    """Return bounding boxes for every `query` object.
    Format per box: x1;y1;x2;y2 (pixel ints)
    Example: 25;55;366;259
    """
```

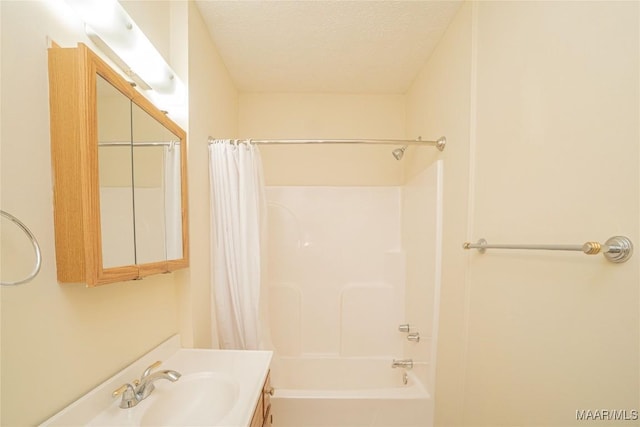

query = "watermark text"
576;409;638;422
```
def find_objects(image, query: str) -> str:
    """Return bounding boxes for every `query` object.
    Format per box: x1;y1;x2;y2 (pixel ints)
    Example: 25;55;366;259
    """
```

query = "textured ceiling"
195;1;462;94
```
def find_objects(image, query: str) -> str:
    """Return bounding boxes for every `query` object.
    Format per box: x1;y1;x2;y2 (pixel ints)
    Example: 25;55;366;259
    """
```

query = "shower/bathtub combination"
264;161;443;427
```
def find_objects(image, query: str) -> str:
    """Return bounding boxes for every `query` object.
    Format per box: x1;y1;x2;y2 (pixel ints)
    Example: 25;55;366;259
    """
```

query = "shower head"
392;146;407;160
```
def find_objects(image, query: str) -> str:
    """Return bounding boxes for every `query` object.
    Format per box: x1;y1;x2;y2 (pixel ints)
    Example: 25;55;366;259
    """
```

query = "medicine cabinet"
48;43;189;286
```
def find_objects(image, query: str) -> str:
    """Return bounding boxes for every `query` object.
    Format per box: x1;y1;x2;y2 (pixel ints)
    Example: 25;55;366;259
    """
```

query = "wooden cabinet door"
262;371;272;427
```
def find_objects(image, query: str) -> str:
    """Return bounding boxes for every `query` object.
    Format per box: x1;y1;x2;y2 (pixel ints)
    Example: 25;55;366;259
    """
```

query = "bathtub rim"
272;370;430;400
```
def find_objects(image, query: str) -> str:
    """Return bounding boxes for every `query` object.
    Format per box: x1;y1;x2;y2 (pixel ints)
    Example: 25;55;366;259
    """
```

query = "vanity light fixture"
63;0;186;115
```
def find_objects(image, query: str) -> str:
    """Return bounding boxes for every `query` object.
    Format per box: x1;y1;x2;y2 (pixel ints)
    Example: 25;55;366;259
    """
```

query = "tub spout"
391;359;413;369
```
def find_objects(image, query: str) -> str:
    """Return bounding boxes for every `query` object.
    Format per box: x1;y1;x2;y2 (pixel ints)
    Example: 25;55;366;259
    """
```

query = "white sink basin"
40;336;272;427
140;372;239;426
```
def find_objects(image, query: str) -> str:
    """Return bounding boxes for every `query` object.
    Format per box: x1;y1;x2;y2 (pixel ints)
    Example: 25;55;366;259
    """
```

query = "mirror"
96;78;184;268
97;76;135;268
131;102;183;264
49;43;189;286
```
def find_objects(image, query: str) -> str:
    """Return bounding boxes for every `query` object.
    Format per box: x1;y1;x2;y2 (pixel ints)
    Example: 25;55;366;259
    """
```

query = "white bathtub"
270;357;433;427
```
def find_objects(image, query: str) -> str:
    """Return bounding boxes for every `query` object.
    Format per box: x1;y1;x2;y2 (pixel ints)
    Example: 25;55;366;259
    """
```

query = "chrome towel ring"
1;210;42;286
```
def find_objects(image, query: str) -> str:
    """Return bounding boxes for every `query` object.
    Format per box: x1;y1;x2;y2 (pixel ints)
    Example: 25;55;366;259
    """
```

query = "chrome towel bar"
463;235;633;263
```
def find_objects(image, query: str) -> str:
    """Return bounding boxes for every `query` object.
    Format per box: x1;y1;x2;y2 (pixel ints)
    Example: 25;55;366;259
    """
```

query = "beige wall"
0;2;177;424
180;1;238;349
120;1;171;65
0;0;235;425
407;2;639;426
239;93;405;186
2;0;637;425
406;3;473;424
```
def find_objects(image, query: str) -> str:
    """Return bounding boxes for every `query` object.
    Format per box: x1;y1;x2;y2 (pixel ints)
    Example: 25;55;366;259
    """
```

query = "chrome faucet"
112;361;181;408
136;363;181;400
391;358;413;369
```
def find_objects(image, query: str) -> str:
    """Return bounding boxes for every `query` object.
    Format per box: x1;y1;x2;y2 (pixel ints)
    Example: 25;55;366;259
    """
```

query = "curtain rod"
98;141;180;147
208;136;447;151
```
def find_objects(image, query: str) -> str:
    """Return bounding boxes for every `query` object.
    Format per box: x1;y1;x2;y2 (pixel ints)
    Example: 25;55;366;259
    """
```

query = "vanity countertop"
40;336;272;427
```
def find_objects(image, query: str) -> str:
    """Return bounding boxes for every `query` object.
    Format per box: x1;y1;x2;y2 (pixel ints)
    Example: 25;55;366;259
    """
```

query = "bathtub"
270;357;433;427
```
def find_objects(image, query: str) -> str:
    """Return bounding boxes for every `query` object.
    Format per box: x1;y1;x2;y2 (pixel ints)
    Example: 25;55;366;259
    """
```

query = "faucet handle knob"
141;360;162;379
112;383;139;408
112;383;133;398
407;332;420;342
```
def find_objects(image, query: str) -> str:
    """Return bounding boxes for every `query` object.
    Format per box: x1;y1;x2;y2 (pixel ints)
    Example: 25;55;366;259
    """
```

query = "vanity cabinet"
251;371;272;427
48;43;189;286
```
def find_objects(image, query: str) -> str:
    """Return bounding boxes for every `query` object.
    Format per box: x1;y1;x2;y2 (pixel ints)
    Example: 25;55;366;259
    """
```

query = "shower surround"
265;161;442;427
267;186;405;358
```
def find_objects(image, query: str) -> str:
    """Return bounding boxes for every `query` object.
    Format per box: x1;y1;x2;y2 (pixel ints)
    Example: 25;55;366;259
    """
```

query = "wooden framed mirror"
48;43;189;286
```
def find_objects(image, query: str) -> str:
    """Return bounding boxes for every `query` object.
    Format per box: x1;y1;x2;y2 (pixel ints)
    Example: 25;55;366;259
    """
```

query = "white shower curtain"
164;142;182;260
209;140;266;350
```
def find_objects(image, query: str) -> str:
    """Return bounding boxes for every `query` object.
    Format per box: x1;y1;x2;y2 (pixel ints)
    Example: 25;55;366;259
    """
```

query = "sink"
40;336;272;427
141;372;239;426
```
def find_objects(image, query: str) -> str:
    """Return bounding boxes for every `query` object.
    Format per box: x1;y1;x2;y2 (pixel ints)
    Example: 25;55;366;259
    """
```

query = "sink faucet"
112;361;181;408
391;358;413;369
136;361;181;400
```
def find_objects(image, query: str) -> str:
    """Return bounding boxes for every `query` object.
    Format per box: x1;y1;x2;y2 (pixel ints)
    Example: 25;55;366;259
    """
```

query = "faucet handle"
112;383;132;398
141;360;162;379
112;383;138;408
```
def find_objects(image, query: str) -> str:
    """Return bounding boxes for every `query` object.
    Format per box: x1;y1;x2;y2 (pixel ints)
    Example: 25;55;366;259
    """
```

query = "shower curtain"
164;142;182;260
209;140;266;350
